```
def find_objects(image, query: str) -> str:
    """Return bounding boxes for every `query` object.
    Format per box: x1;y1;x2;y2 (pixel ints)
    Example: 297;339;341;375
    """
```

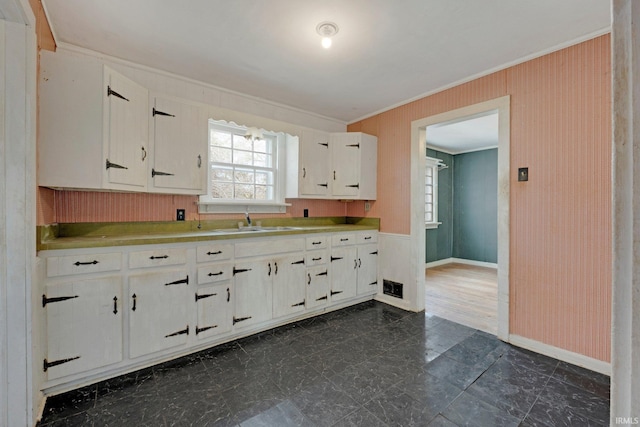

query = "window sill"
425;222;442;230
198;200;291;214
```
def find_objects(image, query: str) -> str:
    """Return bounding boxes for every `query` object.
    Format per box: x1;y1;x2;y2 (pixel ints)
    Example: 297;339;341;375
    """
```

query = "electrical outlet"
518;167;529;182
303;209;309;218
364;201;371;212
176;209;185;221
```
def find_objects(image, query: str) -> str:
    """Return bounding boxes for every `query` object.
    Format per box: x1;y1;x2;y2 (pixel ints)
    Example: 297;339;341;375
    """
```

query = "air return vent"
383;280;403;299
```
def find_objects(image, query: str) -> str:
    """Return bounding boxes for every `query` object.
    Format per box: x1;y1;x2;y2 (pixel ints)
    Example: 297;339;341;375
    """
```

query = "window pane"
233;135;252;151
255;185;269;200
211;167;233;181
426;186;433;195
426;194;433;203
254;139;267;153
210;146;232;163
426;212;433;222
210;131;231;148
254;152;270;167
234;184;254;199
233;150;253;166
255;171;272;185
426;176;433;185
234;170;254;184
211;182;233;199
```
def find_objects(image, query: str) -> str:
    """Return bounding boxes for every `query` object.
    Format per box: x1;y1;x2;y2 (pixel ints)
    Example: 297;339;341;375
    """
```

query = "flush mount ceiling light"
316;21;339;49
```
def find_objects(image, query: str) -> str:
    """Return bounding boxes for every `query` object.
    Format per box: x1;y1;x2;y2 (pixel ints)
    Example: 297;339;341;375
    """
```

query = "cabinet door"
105;69;148;190
357;244;379;295
151;97;207;193
44;277;122;380
330;246;357;301
129;270;190;358
331;133;361;197
300;129;331;196
232;260;272;328
273;254;307;318
195;284;233;340
306;265;330;309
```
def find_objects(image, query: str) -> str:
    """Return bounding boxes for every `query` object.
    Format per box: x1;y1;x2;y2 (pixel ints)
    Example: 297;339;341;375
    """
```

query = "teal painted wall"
425;148;497;264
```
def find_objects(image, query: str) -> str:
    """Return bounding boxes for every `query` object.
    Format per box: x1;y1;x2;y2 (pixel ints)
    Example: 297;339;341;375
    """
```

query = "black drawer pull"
74;260;98;266
312;257;322;261
312;241;322;245
207;250;222;256
364;236;372;240
149;255;169;260
340;238;349;242
208;271;224;277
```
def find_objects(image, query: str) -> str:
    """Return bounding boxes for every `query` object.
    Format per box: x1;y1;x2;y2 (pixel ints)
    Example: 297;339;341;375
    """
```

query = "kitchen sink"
210;226;303;234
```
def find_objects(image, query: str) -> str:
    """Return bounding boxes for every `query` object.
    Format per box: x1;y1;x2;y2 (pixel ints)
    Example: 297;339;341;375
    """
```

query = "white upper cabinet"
150;96;208;194
105;70;149;190
290;131;377;200
299;129;331;196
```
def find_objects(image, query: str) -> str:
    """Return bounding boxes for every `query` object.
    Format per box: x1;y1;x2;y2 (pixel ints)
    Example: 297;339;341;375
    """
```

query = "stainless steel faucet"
245;211;252;227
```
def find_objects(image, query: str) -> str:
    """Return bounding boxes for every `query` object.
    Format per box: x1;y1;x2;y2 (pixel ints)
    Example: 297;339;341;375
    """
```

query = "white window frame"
425;156;442;229
199;119;290;214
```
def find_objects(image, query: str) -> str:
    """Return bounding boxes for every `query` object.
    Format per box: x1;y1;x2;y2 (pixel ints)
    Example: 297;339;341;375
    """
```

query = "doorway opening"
411;96;510;340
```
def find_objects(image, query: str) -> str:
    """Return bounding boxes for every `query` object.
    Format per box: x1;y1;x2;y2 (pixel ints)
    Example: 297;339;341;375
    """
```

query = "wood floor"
425;262;498;335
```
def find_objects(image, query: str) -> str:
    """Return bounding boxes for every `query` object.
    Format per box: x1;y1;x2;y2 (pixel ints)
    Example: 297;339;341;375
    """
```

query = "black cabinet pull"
106;159;127;170
208;271;224;277
307;273;311;285
227;288;230;302
369;281;378;286
197;154;202;168
358;259;362;268
74;260;98;266
312;257;322;261
233;267;252;276
149;255;169;260
165;326;189;338
42;294;78;307
274;262;278;275
152;168;174;177
330;256;343;262
333;171;336;180
302;167;306;178
107;86;129;101
43;356;80;372
131;294;137;311
113;296;118;314
291;259;305;265
331;290;343;296
207;250;222;256
316;270;328;277
196;325;217;335
268;263;272;276
312;241;322;245
195;292;216;302
318;183;328;188
354;259;358;269
141;146;147;161
316;295;328;301
233;316;252;325
346;184;360;189
364;236;372;240
340;238;349;242
291;300;305;307
346;143;360;148
165;276;189;286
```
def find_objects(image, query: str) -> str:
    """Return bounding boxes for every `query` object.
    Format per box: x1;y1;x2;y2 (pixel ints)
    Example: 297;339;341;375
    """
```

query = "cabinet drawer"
306;250;327;266
357;232;378;244
196;243;233;263
129;248;187;269
197;263;232;284
46;252;122;277
306;236;327;250
235;238;305;258
331;234;356;246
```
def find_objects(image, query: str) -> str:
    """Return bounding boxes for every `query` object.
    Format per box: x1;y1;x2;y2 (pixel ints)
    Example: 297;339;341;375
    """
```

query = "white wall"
0;3;37;426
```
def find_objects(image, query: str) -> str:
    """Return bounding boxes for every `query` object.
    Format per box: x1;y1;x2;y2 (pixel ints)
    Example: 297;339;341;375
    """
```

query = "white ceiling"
41;0;611;123
427;111;499;154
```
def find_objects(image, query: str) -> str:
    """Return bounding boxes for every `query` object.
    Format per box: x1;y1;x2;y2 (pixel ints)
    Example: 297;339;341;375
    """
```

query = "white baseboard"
425;257;497;269
508;334;611;376
374;293;418;312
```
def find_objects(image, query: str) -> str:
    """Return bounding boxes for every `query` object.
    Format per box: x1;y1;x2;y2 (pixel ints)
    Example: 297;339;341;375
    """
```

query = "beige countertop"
37;217;380;251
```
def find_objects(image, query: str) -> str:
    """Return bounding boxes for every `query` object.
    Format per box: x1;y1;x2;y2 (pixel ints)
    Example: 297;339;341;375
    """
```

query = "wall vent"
383;280;403;299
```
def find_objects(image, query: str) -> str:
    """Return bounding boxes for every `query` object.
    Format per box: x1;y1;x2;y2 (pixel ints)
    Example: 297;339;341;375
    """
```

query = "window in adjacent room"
199;119;289;213
425;156;443;229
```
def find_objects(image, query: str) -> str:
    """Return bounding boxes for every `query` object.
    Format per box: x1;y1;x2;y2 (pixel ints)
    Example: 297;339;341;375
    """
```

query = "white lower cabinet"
43;276;123;380
357;244;379;295
272;254;307;318
39;229;378;390
329;246;358;302
128;269;190;358
195;283;232;340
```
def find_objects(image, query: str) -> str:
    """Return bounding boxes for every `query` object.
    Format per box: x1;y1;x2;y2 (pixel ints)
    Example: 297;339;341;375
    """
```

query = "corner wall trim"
508;334;611;376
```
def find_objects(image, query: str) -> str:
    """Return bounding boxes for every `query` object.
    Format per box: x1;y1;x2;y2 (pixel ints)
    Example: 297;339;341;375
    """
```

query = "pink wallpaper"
348;35;612;362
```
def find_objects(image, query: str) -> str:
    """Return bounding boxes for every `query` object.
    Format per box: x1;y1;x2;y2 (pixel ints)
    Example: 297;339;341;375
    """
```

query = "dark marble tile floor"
38;301;610;426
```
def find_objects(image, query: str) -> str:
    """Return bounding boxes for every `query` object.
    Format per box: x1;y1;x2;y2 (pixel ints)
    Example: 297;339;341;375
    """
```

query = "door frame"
410;95;510;340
